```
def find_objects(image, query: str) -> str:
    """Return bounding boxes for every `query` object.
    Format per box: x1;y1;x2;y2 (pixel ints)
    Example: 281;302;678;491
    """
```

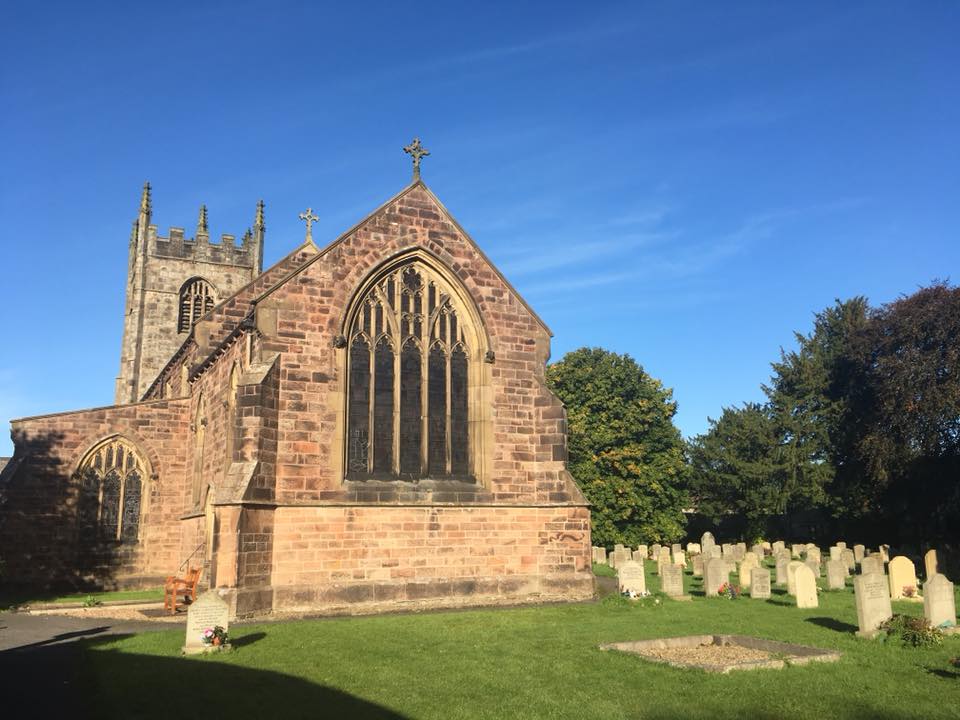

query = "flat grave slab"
599;634;840;674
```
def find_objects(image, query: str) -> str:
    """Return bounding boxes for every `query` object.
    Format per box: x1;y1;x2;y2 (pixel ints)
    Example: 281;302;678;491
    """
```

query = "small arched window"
346;260;476;481
77;437;149;543
178;278;217;333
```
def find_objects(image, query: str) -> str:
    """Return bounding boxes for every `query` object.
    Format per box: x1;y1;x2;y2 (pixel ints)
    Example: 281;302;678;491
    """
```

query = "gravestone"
923;574;956;629
826;559;846;590
805;546;821;564
836;541;847;550
791;544;804;559
710;546;722;559
787;561;805;596
686;542;701;555
794;564;819;608
772;540;785;556
854;544;866;564
701;531;715;550
761;541;771;551
673;550;686;568
733;543;746;562
183;591;230;655
805;558;821;578
636;545;648;560
879;544;890;562
855;573;893;637
704;557;728;597
661;563;688;599
618;560;646;596
829;546;841;562
841;549;856;573
692;554;704;577
888;556;920;601
751;544;765;561
739;552;759;587
651;544;662;561
775;554;790;586
608;553;618;570
632;549;645;562
924;549;938;580
721;543;733;559
614;543;626;554
861;556;884;576
671;543;682;556
750;567;771;599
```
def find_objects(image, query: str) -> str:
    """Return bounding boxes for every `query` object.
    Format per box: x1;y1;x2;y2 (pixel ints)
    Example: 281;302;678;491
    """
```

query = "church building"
0;142;593;616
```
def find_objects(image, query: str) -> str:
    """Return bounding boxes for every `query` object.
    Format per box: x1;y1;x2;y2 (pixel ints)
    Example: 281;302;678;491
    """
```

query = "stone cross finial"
299;207;319;243
197;204;208;234
403;137;430;180
140;181;152;216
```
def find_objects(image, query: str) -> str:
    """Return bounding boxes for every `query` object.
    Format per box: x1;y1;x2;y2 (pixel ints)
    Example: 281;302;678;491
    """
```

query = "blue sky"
1;2;958;456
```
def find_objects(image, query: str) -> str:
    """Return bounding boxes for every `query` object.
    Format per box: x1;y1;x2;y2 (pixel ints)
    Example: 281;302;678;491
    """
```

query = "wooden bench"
164;566;202;614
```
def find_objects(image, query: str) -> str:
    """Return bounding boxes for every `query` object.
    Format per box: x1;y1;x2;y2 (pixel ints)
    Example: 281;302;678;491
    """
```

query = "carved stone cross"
403;137;430;180
298;207;319;243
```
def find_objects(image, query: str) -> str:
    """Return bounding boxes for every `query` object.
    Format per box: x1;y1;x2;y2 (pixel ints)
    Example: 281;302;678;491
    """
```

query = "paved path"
0;611;173;718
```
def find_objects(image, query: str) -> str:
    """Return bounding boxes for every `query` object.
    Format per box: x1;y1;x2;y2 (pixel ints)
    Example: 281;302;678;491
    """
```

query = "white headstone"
704;557;728;597
692;554;704;577
924;549;938;580
672;550;686;568
888;556;920;600
661;563;685;597
739;552;759;587
826;559;846;590
618;560;646;596
183;591;230;654
787;560;805;596
855;573;893;637
794;564;819;608
750;567;771;599
775;554;790;586
854;544;866;564
923;573;956;629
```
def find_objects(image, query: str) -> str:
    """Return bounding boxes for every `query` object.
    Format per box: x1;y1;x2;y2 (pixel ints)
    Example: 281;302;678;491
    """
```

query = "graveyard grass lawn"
79;562;960;720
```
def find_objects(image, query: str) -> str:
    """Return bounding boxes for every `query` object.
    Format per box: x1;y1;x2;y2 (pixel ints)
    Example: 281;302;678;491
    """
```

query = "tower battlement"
148;225;259;267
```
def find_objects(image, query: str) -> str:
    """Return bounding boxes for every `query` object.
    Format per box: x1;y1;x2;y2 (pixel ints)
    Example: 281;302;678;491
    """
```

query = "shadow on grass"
805;616;858;633
231;631;266;648
926;667;960;680
2;632;410;719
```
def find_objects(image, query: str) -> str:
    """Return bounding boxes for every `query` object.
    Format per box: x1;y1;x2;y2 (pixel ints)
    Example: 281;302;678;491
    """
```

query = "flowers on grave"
621;588;651;600
716;582;741;599
201;625;229;647
902;585;917;598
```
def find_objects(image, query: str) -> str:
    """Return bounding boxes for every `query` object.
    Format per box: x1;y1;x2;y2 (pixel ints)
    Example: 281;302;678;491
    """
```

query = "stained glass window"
346;261;474;481
76;437;148;543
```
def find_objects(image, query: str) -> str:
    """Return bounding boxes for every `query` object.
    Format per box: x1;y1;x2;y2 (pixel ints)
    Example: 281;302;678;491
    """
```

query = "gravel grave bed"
645;644;772;665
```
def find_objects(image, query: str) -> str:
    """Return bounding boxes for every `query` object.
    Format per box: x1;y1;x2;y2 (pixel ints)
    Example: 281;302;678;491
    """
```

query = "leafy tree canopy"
546;348;687;547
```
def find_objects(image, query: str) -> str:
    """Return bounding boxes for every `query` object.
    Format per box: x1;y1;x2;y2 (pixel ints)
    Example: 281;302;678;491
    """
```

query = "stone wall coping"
10;395;190;424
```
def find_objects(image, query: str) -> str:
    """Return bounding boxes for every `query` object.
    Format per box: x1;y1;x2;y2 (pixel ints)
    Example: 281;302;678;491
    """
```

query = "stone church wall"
1;398;189;588
270;505;592;612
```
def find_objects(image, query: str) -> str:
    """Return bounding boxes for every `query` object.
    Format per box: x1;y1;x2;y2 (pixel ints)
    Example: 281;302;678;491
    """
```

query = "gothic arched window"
346;260;477;481
77;437;148;543
178;278;217;333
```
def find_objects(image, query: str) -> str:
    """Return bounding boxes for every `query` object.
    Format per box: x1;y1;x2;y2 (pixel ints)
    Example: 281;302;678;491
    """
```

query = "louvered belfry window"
347;262;472;480
77;437;147;543
178;278;216;333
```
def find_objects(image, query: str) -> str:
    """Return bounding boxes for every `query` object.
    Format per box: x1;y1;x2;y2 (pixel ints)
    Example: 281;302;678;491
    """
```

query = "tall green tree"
546;348;688;547
686;403;784;538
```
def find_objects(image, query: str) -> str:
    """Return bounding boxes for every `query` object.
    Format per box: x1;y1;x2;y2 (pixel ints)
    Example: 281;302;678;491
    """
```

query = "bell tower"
115;184;265;404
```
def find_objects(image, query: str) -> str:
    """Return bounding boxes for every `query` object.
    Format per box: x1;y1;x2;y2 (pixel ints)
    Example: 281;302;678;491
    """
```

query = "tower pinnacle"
197;204;208;234
139;181;152;217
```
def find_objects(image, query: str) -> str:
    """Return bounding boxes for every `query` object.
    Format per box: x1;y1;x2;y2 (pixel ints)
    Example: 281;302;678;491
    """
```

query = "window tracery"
346;261;473;480
178;278;216;333
77;437;148;543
